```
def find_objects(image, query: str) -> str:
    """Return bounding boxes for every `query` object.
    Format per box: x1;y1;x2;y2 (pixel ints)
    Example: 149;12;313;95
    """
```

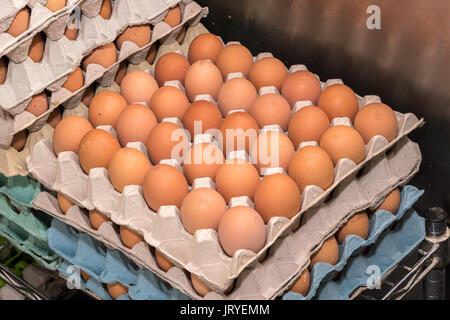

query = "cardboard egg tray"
0;0;207;147
30;135;421;298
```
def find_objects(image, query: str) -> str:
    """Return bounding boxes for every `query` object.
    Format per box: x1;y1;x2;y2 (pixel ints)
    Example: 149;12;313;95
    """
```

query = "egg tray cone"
0;1;207;147
49;219;191;300
30;136;421;298
282;185;424;300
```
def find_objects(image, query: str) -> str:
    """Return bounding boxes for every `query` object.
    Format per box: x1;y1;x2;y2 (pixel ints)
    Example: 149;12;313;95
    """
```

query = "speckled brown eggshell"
116;24;151;49
88;91;127;128
26;92;48;116
163;6;181;27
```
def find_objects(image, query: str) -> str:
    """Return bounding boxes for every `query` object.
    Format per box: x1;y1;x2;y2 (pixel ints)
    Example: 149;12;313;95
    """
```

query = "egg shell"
290;268;310;296
336;211;370;244
182;100;223;138
318;84;358;121
82;42;117;70
119;225;144;249
107;282;128;299
80;270;91;282
184;60;223;101
108;147;152;192
163;6;181;27
376;188;401;214
182;142;224;185
150;86;190;121
145;43;158;64
89;209;110;230
52;115;93;155
176;25;186;44
218;206;266;257
62;67;84;92
215;158;260;203
254;173;301;223
142;163;189;211
250;131;295;171
114;60;128;86
154;52;190;87
288;145;335;192
7;7;30;37
88;91;127;128
145;122;189;164
250;93;291;131
81;84;96;106
191;273;211;297
0;57;7;84
281;70;321;107
155;249;174;272
249;57;288;91
219;111;259;155
28;33;45;63
115;103;157;146
310;236;339;268
116;24;151;49
99;0;112;20
216;44;254;78
78;129;121;174
26;92;48;116
64;24;78;41
11;130;27;152
45;0;67;12
181;188;227;234
320;125;366;165
188;33;224;64
57;192;73;214
354;103;399;144
47;108;62;128
217;78;257;116
288;105;330;148
120;70;159;106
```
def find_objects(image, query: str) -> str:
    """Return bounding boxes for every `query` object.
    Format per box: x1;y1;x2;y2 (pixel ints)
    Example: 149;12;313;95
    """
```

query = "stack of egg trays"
49;219;190;300
282;185;424;300
0;0;207;147
0;174;61;269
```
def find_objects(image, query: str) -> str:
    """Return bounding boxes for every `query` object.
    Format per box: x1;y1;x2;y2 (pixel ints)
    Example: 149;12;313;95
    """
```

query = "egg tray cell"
0;1;207;148
282;185;424;300
49;219;191;300
30;136;421;299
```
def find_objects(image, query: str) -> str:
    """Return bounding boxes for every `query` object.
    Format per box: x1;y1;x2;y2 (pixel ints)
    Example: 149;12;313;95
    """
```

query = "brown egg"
220;111;259;155
215;158;260;203
82;42;117;70
99;0;112;19
376;188;401;214
190;273;211;297
145;43;158;64
216;44;254;78
290;269;310;296
254;173;301;223
64;18;78;40
7;7;30;37
81;84;96;106
108;147;152;192
154;52;190;87
176;25;186;44
116;24;151;49
89;209;110;230
182;143;224;185
217;78;257;116
249;57;288;91
78;129;121;174
163;6;181;27
26;92;48;116
0;57;7;84
188;33;224;64
115;104;157;146
28;33;45;63
320;125;366;165
288;146;335;192
250;131;294;171
142;164;189;211
57;192;73;214
52;115;93;155
107;282;128;299
354;103;398;144
80;270;91;282
155;250;174;272
62;67;84;92
120;70;159;105
11;130;27;152
317;84;358;121
184;60;223;101
218;206;266;256
114;60;128;86
88;91;127;127
336;211;370;244
288;106;330;148
119;225;143;248
150;86;189;121
181;188;227;234
145;122;189;164
182;100;223;138
310;236;339;268
250;93;291;131
45;0;66;12
281;70;321;107
47;108;62;128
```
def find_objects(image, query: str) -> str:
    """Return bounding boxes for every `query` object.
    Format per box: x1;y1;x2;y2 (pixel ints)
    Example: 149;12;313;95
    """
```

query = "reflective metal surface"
198;0;450;212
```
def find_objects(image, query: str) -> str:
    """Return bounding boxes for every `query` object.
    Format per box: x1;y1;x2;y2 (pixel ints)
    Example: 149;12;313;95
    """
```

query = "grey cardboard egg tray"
0;0;83;62
31;136;421;299
0;1;207;148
